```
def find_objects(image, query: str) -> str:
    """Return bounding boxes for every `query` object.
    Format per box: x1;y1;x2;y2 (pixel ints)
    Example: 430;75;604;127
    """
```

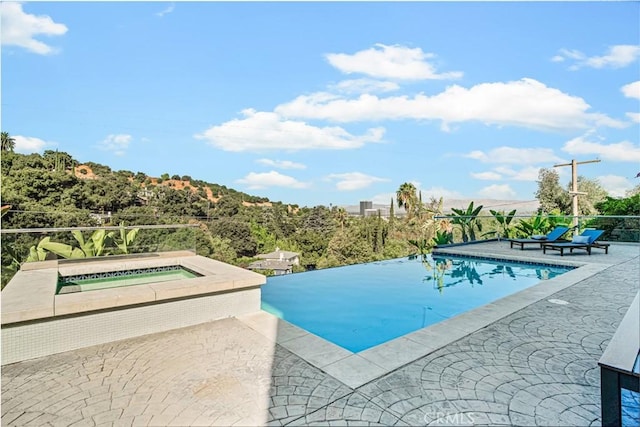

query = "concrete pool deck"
2;241;639;426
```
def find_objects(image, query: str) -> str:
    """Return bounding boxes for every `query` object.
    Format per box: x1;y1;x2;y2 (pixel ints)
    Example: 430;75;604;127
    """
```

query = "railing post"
600;367;621;426
599;293;640;427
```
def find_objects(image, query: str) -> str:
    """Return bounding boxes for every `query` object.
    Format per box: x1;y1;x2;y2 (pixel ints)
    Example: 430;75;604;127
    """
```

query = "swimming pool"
261;255;572;352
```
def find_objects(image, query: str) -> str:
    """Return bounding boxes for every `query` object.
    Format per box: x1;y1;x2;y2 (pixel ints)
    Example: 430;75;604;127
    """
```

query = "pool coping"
1;251;266;324
238;251;611;389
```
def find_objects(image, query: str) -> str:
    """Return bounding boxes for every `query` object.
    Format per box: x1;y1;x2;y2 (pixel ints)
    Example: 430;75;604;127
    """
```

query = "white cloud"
586;45;640;69
329;79;400;94
563;134;640;162
626;112;640;123
556;48;585;61
478;184;517;199
325;44;462;81
0;2;67;55
97;134;132;156
470;166;541;182
554;45;640;70
156;3;175;17
464;146;564;165
195;109;385;152
493;166;541;181
276;78;623;131
236;171;309;190
597;175;634;198
470;171;502;180
13;135;55;153
256;158;306;170
325;172;389;191
621;81;640;100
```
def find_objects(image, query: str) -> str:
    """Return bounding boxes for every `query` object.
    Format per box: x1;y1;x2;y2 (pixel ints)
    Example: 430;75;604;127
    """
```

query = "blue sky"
2;1;639;207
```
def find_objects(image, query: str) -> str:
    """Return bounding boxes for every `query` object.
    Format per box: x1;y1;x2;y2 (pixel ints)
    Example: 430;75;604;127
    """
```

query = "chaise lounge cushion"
531;235;547;240
572;235;590;244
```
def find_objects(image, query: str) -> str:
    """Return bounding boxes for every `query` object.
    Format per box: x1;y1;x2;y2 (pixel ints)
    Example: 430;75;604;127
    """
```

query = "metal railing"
599;293;640;426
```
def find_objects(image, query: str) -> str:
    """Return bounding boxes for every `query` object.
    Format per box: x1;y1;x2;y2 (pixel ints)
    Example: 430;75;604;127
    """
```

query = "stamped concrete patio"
2;241;639;426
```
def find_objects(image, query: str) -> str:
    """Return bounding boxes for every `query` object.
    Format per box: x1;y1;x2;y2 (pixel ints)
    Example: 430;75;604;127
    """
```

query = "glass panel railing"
579;216;640;243
1;224;197;289
432;214;640;245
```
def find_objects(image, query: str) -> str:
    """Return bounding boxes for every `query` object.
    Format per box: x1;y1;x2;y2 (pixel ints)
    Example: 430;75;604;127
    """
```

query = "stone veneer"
1;251;266;364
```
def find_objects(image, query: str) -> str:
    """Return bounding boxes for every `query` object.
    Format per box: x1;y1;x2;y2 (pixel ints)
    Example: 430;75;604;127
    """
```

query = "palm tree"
1;132;16;152
396;182;417;218
333;207;348;231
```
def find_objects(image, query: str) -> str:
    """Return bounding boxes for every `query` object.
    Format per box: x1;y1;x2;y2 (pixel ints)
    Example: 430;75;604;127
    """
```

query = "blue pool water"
261;255;571;352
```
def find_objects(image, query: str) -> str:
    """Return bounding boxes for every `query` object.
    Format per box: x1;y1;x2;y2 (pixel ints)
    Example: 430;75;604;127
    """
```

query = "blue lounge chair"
509;226;569;250
542;229;609;256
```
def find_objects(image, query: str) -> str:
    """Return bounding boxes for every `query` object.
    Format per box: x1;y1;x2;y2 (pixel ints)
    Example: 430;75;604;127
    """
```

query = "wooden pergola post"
553;159;601;234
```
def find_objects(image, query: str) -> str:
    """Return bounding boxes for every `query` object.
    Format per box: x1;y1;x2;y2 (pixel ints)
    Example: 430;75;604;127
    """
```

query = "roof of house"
247;260;293;271
255;249;299;260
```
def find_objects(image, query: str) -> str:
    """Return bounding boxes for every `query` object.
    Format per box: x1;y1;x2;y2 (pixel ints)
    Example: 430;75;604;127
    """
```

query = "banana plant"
422;258;451;293
408;238;431;256
26;224;140;261
515;213;551;237
38;235;92;259
449;202;483;242
432;230;453;246
489;209;517;239
115;225;139;254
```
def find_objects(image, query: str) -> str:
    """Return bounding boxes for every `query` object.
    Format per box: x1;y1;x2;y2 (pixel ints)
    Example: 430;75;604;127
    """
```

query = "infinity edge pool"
240;251;610;388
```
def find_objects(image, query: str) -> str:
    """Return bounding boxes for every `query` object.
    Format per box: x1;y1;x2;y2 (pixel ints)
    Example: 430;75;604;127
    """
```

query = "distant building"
364;208;380;217
247;248;300;276
89;212;111;224
359;201;373;217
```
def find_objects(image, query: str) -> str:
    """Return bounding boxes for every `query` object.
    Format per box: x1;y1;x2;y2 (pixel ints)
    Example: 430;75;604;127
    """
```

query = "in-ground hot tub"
1;251;266;364
56;265;203;294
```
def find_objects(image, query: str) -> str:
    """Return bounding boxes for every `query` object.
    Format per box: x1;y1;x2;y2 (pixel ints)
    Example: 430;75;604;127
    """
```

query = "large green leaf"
25;245;48;262
72;230;94;257
39;237;86;259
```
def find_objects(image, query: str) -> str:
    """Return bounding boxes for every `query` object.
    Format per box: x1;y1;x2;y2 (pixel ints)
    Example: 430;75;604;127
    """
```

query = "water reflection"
417;254;554;293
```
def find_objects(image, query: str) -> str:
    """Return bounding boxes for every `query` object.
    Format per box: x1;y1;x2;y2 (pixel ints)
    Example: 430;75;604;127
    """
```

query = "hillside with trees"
1;149;431;285
2;140;637;288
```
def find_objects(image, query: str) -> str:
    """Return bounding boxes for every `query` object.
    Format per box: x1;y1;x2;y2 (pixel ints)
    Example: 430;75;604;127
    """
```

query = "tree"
573;176;608;215
210;218;256;257
209;235;237;263
596;194;640;216
536;168;570;213
319;228;374;268
591;193;640;241
627;184;640;197
333;207;348;231
396;182;417;218
1;132;15;152
293;228;330;269
43;150;76;172
214;196;242;217
250;220;277;254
